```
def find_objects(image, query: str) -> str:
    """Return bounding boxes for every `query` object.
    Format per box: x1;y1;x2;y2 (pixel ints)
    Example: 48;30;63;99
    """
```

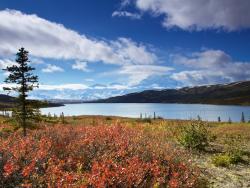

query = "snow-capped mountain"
29;84;140;101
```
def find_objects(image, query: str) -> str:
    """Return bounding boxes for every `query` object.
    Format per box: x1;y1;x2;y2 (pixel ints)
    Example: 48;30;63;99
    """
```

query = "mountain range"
0;81;249;106
92;81;250;105
0;94;62;110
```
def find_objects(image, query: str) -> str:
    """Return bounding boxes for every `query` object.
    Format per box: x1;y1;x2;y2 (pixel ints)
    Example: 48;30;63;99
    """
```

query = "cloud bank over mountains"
171;50;250;85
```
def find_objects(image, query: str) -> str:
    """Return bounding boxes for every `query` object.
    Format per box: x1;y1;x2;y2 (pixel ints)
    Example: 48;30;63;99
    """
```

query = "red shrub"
0;124;199;187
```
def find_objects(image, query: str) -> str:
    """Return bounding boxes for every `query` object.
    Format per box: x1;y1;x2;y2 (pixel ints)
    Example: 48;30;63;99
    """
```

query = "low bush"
212;152;245;167
212;154;231;167
178;121;212;151
212;134;246;167
229;152;245;164
223;134;245;164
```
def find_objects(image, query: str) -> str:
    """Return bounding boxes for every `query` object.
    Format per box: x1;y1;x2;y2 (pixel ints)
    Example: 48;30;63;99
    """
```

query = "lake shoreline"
40;103;250;123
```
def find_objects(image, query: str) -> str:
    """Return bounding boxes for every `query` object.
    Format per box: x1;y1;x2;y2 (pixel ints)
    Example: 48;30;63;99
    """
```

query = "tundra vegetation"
0;115;249;187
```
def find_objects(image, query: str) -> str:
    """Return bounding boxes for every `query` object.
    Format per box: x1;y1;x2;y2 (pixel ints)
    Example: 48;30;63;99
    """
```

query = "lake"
40;103;250;122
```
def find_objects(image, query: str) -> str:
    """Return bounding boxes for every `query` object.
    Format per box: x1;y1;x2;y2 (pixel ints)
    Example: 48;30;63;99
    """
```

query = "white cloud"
171;50;250;85
112;38;157;65
118;65;173;85
0;9;157;65
72;61;90;72
42;64;64;73
112;11;141;20
172;50;231;69
0;59;16;69
171;70;229;86
134;0;250;30
38;84;88;90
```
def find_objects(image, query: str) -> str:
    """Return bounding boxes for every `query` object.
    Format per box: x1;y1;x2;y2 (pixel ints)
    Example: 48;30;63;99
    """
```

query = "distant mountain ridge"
92;81;250;105
0;94;63;109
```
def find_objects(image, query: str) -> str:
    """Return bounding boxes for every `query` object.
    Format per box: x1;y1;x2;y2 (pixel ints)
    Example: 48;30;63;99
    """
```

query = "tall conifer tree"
3;47;39;136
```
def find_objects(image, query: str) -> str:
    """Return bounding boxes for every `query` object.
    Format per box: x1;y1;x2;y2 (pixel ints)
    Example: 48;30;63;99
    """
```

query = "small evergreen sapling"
218;116;221;122
241;112;245;123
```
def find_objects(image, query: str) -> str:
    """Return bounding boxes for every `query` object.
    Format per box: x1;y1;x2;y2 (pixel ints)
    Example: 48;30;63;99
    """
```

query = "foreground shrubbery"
0;124;199;187
212;134;247;167
211;152;244;167
178;121;212;151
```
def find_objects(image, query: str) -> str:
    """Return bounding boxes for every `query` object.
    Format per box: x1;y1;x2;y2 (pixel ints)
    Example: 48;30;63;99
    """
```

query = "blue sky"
0;0;250;100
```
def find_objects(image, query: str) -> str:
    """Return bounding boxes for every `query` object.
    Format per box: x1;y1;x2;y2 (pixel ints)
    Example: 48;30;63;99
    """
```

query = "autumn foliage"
0;123;199;187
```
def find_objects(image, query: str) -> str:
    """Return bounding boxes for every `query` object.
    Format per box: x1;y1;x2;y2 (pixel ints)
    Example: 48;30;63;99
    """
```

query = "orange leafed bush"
0;124;199;187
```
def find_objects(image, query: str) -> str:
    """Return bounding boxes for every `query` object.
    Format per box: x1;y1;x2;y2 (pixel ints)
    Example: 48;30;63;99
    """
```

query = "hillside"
0;94;63;109
93;81;250;105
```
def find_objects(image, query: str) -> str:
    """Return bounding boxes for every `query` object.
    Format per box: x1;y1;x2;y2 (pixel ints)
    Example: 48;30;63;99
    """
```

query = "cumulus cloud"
172;50;232;69
111;38;157;65
118;65;173;85
0;9;157;65
171;71;230;86
72;61;90;72
42;64;64;73
134;0;250;30
112;11;141;20
171;50;250;85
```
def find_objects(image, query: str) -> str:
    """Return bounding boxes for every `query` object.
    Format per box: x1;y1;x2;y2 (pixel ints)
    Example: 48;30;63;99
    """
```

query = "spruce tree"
3;47;39;136
241;112;245;123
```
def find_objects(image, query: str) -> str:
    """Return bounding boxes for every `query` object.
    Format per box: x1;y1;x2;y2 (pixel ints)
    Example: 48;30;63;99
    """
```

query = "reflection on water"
41;103;250;122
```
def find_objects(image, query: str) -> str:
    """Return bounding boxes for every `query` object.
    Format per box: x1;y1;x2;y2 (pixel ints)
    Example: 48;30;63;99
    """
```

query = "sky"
0;0;250;100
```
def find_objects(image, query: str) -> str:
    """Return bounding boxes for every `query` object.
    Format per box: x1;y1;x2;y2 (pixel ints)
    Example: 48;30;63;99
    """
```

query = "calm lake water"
41;103;250;122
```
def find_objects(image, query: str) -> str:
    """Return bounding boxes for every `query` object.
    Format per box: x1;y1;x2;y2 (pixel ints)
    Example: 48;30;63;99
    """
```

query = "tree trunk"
21;63;26;137
22;100;26;137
